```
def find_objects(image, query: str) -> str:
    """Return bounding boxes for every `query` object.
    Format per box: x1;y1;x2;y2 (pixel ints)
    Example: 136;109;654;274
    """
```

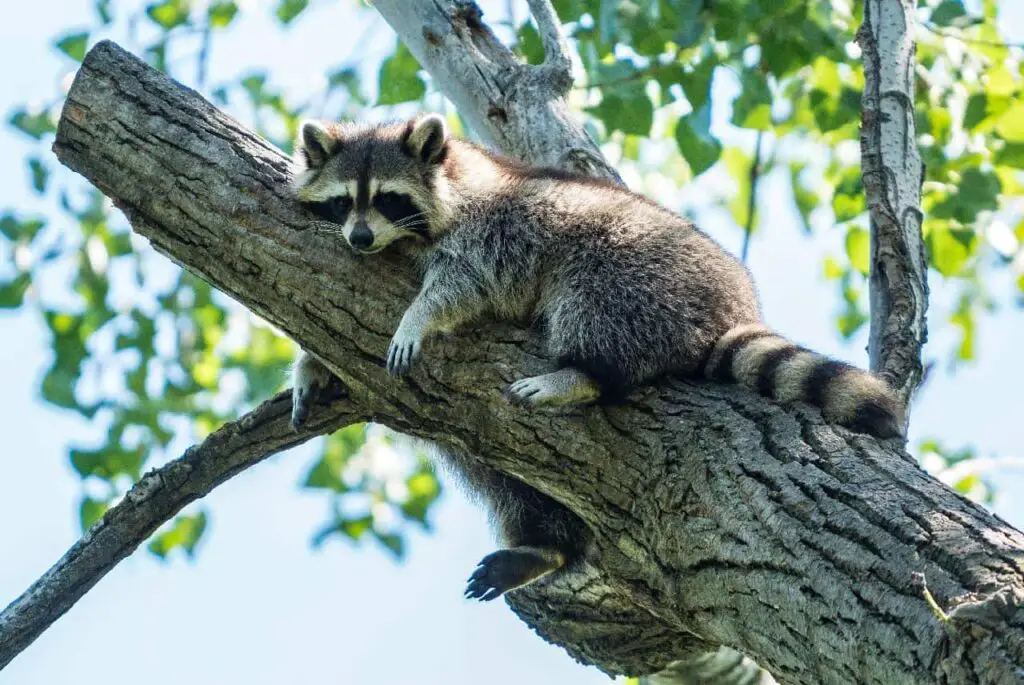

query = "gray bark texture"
11;37;1019;685
858;0;929;408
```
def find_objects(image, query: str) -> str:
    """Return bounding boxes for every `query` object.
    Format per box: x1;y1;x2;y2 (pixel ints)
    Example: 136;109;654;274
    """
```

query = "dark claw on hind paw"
463;548;563;602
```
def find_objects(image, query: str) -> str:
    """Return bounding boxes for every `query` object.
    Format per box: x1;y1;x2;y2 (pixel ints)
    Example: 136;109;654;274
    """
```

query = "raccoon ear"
404;114;448;164
298;120;338;170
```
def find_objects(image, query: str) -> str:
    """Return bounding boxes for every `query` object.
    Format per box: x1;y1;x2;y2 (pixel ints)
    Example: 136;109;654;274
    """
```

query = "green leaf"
28;157;49;194
208;1;238;27
586;92;653;137
79;496;110;531
400;469;441;525
146;0;190;29
303;423;367;491
995;103;1024;143
342;515;373;540
95;0;113;24
0;213;45;242
931;168;1001;224
674;112;722;176
995;142;1024;168
731;69;772;130
8;108;57;140
0;273;31;308
962;94;1011;132
148;512;208;560
950;295;976;361
679;59;716;112
931;0;967;26
845;226;870;276
515;21;545;66
70;443;146;480
823;256;845;280
377;43;426;105
374;530;405;559
275;0;308;24
327;67;366;104
927;226;973;277
56;32;90;62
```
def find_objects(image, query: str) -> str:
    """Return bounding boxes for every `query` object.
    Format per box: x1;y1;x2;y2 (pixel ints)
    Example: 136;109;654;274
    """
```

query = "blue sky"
1;2;1022;684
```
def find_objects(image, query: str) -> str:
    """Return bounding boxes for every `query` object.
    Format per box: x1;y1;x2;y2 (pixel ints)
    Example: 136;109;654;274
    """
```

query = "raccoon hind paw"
464;546;565;601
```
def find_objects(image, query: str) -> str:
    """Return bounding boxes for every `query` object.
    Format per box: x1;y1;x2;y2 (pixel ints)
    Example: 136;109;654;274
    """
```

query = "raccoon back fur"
289;114;905;600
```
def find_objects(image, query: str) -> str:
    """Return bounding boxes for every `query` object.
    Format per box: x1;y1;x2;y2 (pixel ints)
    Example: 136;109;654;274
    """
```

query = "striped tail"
703;324;905;439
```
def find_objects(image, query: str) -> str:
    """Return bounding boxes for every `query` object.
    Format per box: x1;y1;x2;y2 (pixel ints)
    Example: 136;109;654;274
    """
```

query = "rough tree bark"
1;4;1022;685
858;0;929;408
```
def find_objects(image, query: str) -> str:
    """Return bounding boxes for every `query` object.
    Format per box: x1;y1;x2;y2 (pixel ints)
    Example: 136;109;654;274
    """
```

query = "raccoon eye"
306;195;352;224
373;192;422;228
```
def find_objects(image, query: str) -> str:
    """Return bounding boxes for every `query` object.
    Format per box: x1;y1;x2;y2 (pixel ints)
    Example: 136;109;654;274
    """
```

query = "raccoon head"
292;114;450;254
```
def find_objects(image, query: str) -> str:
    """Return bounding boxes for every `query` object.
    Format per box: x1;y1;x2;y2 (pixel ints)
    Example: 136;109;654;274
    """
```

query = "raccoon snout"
349;221;374;250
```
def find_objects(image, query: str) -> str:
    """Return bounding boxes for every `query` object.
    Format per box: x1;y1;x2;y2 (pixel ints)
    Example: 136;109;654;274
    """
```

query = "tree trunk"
32;39;1024;684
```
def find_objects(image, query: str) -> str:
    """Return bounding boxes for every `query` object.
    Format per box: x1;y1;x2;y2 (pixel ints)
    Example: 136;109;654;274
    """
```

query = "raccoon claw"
464;548;562;602
386;335;421;376
465;553;513;602
291;384;317;431
504;378;547;406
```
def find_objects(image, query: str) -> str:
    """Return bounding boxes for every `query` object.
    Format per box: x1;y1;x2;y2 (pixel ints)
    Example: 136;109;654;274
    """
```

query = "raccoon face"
293;115;450;254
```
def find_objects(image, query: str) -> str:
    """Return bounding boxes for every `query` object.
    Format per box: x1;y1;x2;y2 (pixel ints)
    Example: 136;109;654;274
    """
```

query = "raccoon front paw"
291;354;333;431
386;329;422;376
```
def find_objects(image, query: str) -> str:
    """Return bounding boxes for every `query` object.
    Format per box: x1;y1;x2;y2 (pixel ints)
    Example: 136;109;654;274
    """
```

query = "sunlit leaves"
208;1;238;28
55;31;90;62
0;213;45;243
927;224;975;277
79;496;110;531
377;42;425;106
28;158;49;194
275;0;308;25
515;20;544;66
586;61;654;137
845;226;870;276
328;67;367;105
0;273;31;309
919;440;992;504
675;113;721;176
931;168;1001;225
994;103;1024;142
149;512;208;560
305;427;441;559
930;0;968;27
146;0;190;30
731;69;772;130
8;108;57;140
304;423;367;491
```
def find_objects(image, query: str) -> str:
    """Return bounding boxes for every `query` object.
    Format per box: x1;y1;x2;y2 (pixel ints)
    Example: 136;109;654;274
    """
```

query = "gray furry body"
289;115;905;601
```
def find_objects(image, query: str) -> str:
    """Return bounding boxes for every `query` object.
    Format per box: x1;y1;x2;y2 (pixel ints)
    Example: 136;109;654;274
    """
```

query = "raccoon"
289;114;905;601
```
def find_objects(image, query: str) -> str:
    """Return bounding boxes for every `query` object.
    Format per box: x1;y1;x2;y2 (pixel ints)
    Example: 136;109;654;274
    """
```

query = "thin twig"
741;130;764;265
921;21;1024;50
196;20;212;89
525;0;572;70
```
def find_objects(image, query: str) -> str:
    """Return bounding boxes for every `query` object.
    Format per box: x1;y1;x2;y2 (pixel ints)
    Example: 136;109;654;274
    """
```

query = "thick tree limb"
0;386;358;670
858;0;929;409
20;39;1022;684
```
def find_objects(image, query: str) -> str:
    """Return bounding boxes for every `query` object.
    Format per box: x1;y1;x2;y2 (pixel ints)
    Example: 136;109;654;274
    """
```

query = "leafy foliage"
2;0;1021;568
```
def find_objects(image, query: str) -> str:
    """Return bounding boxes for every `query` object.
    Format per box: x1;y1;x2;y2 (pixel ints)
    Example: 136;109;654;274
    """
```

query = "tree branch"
14;38;1021;684
0;385;360;670
857;0;928;410
371;0;619;181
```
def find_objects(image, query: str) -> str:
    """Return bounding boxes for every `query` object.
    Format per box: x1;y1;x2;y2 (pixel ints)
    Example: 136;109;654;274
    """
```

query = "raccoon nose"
349;221;374;250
